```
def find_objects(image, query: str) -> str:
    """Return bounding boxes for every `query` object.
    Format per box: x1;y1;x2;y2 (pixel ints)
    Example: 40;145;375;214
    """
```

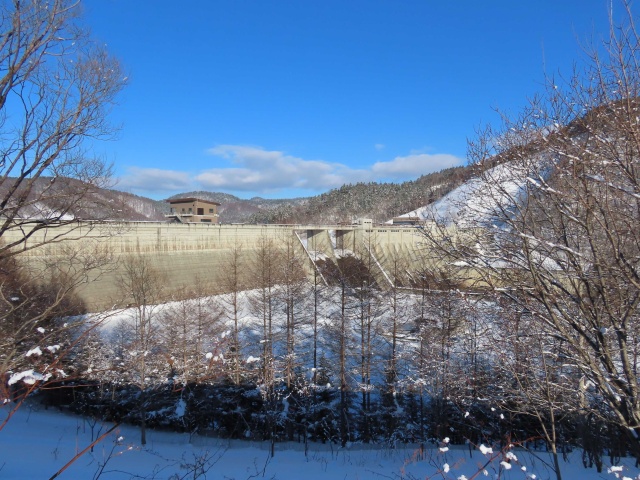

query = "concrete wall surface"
4;221;433;311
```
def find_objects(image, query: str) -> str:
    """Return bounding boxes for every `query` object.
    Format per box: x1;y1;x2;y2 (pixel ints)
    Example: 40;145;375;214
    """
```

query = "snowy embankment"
1;403;639;480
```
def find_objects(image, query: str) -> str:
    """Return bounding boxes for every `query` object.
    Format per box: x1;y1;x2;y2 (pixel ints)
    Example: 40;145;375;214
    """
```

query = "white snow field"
1;402;639;479
395;157;549;226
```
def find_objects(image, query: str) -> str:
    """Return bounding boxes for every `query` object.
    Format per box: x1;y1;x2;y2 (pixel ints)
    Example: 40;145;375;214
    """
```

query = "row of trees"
49;236;625;478
71;249;415;440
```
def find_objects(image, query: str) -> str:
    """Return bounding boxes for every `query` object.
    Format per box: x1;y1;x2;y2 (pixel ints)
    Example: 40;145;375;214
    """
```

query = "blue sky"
82;1;623;200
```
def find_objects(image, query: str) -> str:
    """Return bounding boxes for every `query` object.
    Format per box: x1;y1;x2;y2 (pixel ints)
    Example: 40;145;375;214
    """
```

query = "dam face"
5;221;428;311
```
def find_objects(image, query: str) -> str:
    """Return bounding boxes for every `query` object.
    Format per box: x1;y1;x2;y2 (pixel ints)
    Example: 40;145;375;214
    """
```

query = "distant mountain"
3;165;480;225
111;191;168;221
166;191;241;205
123;166;478;225
0;177;168;222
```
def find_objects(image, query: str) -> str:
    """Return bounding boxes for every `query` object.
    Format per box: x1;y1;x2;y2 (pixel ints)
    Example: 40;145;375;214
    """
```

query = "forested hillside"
246;165;475;224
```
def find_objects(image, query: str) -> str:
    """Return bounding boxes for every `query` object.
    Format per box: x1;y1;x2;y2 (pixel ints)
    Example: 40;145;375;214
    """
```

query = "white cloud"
117;167;192;193
372;153;462;179
118;146;464;197
374;143;385;151
199;145;369;192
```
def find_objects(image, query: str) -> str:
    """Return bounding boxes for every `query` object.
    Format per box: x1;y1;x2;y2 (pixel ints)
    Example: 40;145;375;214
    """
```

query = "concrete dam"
7;220;430;311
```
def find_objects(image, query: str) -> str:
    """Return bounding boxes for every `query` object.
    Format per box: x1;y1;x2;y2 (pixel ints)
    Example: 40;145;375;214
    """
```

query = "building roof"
167;197;221;206
391;216;421;224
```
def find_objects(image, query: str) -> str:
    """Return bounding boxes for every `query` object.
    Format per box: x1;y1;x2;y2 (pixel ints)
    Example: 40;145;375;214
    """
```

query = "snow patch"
479;444;493;455
8;369;46;385
174;398;186;418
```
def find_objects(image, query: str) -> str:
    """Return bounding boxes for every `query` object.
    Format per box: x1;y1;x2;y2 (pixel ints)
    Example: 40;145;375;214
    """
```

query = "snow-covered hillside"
394;156;552;226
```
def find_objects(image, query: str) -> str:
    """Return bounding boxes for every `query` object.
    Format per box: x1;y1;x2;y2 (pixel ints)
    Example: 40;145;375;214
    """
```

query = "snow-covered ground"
1;403;639;479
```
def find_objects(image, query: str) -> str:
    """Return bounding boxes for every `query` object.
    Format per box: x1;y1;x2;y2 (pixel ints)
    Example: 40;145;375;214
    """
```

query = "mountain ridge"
4;165;478;224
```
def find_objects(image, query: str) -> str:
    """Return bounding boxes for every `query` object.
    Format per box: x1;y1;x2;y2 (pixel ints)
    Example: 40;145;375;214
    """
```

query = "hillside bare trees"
420;3;640;459
0;0;126;253
159;286;225;386
0;0;124;415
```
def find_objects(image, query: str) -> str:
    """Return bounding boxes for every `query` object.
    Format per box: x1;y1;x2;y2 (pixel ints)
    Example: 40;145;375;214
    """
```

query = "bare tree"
493;304;578;480
416;289;468;441
332;270;353;447
420;2;640;458
0;0;126;256
348;243;381;443
250;236;280;389
380;249;412;392
276;234;307;390
218;243;246;384
0;0;124;425
118;255;165;445
159;284;225;386
309;250;325;386
250;235;282;455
